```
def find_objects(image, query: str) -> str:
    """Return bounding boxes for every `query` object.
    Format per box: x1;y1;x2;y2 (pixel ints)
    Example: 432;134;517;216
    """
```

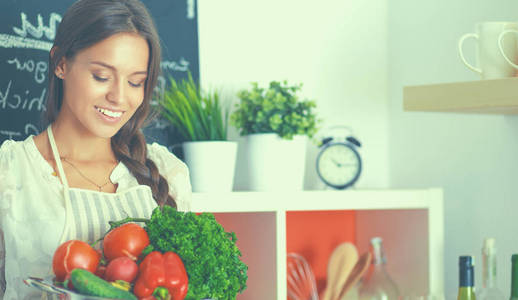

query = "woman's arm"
0;230;5;299
0;140;16;300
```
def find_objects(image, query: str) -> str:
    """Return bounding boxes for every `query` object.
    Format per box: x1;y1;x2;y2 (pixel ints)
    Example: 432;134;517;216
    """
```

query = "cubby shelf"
403;77;518;114
191;189;444;300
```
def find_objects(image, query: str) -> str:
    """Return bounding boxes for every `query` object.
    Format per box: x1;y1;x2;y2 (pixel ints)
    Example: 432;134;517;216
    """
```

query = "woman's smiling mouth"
95;106;124;123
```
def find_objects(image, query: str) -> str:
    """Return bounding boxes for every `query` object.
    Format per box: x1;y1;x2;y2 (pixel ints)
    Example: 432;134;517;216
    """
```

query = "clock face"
317;143;361;189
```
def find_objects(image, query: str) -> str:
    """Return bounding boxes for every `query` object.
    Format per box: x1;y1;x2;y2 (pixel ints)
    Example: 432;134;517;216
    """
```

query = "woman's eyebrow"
90;61;147;75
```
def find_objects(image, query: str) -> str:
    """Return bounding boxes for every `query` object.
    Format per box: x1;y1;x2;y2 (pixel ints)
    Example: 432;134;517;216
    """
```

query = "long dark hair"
44;0;176;208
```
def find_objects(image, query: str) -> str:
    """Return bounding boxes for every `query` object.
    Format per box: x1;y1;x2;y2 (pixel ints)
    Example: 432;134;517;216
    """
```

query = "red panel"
286;210;356;295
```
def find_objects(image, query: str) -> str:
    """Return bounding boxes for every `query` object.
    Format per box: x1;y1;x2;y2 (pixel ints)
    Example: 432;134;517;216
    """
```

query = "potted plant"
159;74;237;192
230;80;319;191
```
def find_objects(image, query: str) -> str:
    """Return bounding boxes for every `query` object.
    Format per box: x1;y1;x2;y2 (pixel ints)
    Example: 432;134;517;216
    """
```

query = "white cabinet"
191;189;444;300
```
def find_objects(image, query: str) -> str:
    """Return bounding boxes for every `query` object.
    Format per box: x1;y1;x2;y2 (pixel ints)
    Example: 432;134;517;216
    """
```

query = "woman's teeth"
97;107;122;118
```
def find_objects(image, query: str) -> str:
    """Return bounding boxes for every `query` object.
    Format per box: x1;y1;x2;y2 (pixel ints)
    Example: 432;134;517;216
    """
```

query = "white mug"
458;22;518;79
499;29;518;70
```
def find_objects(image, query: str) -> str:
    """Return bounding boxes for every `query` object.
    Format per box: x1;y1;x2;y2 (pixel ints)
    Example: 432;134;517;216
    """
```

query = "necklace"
61;157;114;191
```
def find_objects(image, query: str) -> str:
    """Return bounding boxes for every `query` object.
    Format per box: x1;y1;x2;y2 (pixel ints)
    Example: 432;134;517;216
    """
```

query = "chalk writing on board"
0;123;39;139
0;34;52;51
160;58;190;72
0;130;21;139
187;0;195;19
0;12;60;51
152;58;191;104
12;12;61;40
7;58;48;84
0;81;47;112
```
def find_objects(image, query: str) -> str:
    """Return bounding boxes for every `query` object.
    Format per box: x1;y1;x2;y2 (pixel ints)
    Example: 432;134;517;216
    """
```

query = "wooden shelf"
403;77;518;114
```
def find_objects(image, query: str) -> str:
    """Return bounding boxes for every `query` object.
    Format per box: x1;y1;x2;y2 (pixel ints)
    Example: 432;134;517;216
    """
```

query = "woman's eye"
129;81;143;88
92;74;108;82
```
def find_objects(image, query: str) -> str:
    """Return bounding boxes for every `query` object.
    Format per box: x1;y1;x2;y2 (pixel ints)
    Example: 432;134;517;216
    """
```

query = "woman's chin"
89;124;123;139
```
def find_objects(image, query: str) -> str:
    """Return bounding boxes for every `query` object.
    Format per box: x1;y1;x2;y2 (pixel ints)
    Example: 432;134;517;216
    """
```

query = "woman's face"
56;32;149;138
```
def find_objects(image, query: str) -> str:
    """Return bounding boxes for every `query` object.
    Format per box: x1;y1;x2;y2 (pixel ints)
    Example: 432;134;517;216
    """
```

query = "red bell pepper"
133;251;188;300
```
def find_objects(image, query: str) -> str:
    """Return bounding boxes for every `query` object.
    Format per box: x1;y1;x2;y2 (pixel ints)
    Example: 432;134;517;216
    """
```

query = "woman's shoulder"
0;140;17;185
0;136;49;182
146;142;187;172
0;138;29;212
0;138;30;167
0;138;20;154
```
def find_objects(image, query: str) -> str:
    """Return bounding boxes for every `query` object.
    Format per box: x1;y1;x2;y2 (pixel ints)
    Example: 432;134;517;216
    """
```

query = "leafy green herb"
230;80;319;140
144;206;248;300
158;73;230;141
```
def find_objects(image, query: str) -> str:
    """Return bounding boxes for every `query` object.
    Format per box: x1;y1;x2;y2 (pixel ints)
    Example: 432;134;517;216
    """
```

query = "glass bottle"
359;237;400;300
510;254;518;300
458;256;476;300
478;238;505;300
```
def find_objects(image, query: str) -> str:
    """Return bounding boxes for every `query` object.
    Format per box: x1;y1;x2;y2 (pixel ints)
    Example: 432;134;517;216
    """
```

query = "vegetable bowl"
23;206;248;300
24;276;116;300
24;276;215;300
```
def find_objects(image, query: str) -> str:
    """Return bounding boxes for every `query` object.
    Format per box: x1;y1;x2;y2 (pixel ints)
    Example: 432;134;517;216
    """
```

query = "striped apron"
42;126;157;299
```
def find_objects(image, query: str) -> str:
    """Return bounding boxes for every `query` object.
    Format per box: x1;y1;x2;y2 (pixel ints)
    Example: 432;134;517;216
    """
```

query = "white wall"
197;0;389;190
199;0;518;298
388;0;518;298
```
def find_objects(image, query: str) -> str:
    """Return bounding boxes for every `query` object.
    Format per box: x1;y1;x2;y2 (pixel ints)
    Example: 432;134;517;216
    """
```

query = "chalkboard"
0;0;199;147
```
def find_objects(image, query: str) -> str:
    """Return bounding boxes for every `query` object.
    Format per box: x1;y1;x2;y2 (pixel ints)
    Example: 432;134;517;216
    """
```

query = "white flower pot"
245;133;307;191
182;141;238;192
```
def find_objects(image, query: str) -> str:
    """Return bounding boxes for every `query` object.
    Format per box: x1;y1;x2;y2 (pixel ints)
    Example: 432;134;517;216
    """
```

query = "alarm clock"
316;128;362;189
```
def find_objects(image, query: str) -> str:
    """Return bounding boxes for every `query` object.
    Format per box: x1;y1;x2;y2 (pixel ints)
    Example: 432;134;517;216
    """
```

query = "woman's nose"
106;79;124;104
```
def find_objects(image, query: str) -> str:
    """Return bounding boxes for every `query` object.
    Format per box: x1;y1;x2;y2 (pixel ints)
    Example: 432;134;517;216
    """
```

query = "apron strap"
46;125;73;244
47;126;70;189
44;125;73;300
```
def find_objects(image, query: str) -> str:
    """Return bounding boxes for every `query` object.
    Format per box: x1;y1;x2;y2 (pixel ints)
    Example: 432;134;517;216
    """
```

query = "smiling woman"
0;0;192;299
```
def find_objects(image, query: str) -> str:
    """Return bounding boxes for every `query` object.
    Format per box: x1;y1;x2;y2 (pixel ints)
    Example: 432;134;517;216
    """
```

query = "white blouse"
0;136;192;300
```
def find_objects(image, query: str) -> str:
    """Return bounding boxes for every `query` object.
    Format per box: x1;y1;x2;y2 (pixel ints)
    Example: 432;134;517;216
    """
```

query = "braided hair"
44;0;175;207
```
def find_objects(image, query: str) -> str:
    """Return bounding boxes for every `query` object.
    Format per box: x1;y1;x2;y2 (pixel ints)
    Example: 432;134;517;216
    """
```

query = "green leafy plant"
144;206;248;300
159;74;229;141
230;80;319;140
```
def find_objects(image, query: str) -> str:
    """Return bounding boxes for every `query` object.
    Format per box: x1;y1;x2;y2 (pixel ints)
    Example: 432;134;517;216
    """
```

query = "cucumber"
69;268;137;300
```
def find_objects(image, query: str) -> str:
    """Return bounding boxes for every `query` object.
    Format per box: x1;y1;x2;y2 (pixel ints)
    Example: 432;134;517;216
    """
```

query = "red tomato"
52;240;100;282
104;256;139;283
103;223;149;261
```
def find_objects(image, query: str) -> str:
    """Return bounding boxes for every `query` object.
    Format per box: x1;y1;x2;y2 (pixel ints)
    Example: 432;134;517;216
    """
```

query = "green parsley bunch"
230;80;319;140
144;206;248;300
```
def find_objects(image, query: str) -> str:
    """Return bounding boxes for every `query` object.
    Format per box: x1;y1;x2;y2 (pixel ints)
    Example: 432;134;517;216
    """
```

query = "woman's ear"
51;46;67;79
54;57;67;79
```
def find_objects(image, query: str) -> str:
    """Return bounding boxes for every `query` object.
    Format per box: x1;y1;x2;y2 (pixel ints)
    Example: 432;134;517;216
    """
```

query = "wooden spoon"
321;242;358;300
336;251;372;300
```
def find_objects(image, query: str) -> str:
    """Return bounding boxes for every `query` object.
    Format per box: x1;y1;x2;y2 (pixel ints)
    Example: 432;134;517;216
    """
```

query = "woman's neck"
51;117;116;163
